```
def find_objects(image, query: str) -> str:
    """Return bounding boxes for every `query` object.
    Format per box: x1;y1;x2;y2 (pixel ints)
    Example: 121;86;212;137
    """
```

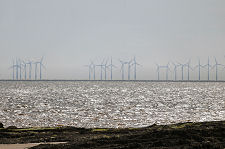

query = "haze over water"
0;81;224;128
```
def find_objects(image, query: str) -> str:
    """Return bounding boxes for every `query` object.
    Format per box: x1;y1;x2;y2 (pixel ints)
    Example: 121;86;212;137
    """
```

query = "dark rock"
147;123;157;128
0;122;3;128
7;126;17;129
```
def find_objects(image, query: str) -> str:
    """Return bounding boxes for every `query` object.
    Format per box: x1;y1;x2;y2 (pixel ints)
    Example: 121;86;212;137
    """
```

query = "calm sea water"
0;81;224;128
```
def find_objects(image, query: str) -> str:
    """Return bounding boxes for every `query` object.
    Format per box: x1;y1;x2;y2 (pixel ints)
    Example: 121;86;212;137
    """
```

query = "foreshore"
0;121;225;149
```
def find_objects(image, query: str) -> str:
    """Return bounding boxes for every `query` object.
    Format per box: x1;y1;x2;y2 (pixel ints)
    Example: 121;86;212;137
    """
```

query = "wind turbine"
119;60;128;80
18;59;22;80
155;63;170;80
172;62;180;81
90;61;96;80
96;59;105;80
104;59;108;80
156;64;160;80
179;64;185;80
15;59;19;80
39;57;45;80
26;60;33;80
165;63;170;81
203;57;211;81
11;59;21;80
12;60;16;80
12;60;15;80
9;60;17;80
212;57;224;81
178;61;190;81
132;56;141;80
84;63;92;80
34;62;38;80
22;60;27;80
34;57;45;80
128;59;133;80
185;59;193;81
194;58;204;81
107;57;116;80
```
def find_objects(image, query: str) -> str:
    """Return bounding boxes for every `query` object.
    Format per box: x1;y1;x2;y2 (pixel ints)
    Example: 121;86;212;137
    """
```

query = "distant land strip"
1;80;225;82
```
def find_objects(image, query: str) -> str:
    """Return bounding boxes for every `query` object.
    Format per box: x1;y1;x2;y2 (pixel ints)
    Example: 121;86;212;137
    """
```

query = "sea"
0;81;224;128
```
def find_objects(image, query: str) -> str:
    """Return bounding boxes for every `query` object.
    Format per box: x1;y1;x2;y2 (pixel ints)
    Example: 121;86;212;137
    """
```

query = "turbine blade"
101;58;105;65
214;57;217;64
41;64;46;69
40;56;44;63
112;64;117;68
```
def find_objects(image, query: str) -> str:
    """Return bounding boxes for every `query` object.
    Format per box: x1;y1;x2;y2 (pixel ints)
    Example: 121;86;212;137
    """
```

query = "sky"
0;0;225;80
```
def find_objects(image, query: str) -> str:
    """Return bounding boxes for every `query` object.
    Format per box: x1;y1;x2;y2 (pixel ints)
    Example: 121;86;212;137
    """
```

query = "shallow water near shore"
0;81;224;128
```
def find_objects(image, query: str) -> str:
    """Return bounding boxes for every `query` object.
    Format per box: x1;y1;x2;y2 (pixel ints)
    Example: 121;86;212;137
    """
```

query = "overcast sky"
0;0;225;80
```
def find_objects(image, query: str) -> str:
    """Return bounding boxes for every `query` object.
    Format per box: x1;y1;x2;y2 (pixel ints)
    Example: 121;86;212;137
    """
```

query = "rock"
7;126;17;129
148;123;157;128
0;122;3;128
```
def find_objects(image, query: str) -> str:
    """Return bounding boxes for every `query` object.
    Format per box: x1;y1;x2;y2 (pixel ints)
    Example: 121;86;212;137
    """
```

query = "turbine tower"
104;60;108;80
107;57;116;80
185;59;192;81
100;59;105;80
194;59;204;81
179;63;185;81
34;57;45;80
212;57;223;81
96;59;105;80
39;57;45;80
156;64;160;80
26;60;32;80
12;60;15;80
178;61;190;81
18;59;22;80
132;56;141;80
203;57;211;81
22;60;27;80
34;62;38;80
172;62;180;81
16;59;19;80
84;63;92;80
91;61;96;80
128;59;133;80
119;60;127;80
11;59;21;80
9;60;17;80
207;57;211;81
165;63;170;81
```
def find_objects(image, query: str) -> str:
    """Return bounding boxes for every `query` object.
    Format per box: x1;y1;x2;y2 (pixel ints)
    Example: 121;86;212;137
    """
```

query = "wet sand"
0;121;224;149
0;142;66;149
0;143;39;149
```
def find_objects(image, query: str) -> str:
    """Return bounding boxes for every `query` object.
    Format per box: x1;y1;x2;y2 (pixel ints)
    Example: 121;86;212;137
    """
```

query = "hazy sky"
1;0;225;80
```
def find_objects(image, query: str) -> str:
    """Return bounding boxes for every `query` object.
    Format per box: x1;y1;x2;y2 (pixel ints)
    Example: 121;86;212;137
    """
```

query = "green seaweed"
92;128;108;132
170;123;193;129
8;127;61;132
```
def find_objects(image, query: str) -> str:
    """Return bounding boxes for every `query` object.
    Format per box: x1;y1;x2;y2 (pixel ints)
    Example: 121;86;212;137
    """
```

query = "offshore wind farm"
5;55;225;81
82;56;225;82
9;57;46;80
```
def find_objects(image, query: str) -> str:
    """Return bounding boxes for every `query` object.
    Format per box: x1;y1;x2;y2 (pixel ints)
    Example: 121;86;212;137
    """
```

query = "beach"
0;121;225;149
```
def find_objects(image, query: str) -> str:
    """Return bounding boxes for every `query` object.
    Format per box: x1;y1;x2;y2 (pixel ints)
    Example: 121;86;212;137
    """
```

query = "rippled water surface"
0;81;225;128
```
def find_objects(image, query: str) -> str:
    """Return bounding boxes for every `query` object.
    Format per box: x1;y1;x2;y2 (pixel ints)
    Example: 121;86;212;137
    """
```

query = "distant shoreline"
0;79;225;82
